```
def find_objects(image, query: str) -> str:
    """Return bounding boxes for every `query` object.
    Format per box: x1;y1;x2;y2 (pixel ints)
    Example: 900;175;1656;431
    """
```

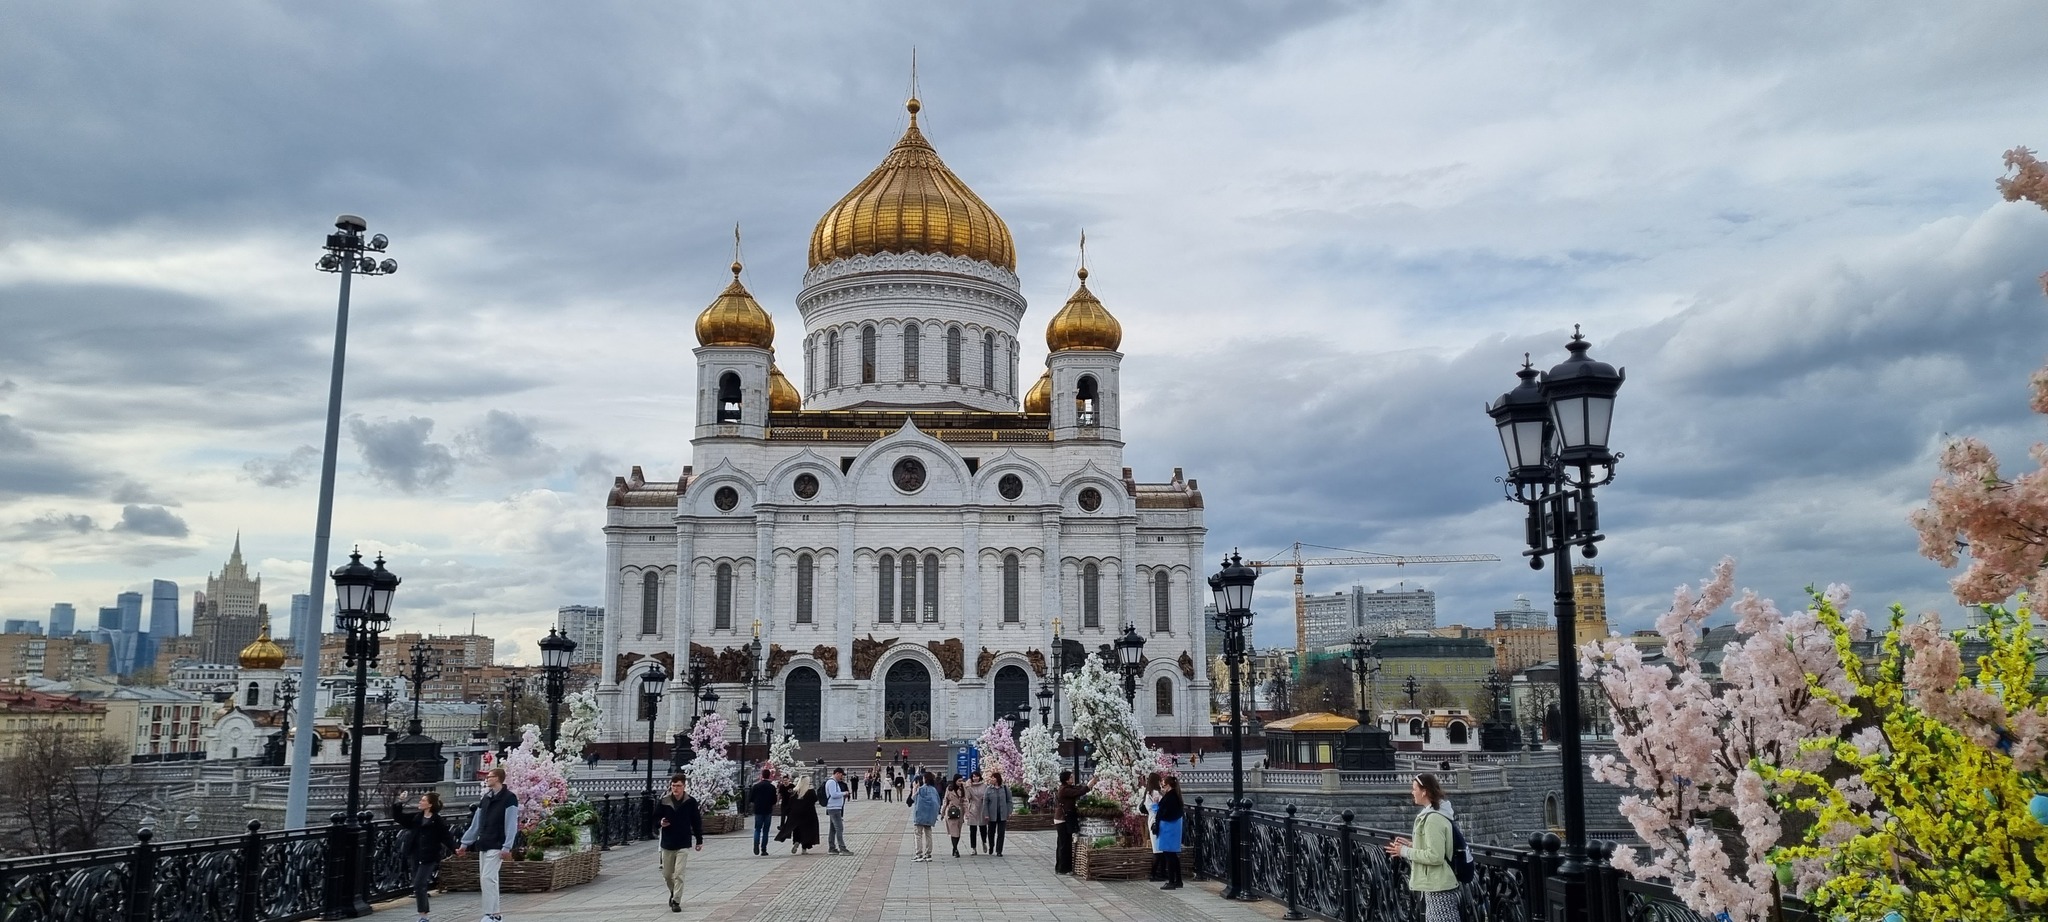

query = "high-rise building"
2;620;41;635
557;606;606;665
288;594;311;656
98;606;120;631
48;603;74;637
194;534;264;665
1493;594;1546;629
1359;583;1436;636
1298;591;1353;651
1572;565;1608;646
149;580;179;637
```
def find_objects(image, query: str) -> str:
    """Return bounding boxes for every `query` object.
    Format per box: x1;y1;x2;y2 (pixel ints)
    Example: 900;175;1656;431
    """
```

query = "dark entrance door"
992;665;1030;729
785;667;822;742
883;660;932;740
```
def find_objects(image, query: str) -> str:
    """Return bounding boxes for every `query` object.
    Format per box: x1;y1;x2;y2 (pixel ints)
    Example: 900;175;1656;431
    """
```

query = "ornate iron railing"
1186;799;1764;922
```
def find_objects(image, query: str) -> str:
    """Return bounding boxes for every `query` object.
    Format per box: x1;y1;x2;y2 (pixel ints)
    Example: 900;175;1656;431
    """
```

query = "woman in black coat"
785;776;822;853
390;791;459;922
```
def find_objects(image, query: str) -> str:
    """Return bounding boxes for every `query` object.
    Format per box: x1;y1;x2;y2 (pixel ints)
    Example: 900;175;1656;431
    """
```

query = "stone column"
835;510;858;738
672;518;695;736
960;511;982;677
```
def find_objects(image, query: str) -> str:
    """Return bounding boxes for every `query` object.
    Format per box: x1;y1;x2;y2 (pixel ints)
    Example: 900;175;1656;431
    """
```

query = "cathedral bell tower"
1044;265;1123;441
693;260;778;439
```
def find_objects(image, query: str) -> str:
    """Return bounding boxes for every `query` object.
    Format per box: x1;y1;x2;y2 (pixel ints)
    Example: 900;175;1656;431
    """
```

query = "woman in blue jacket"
910;772;942;862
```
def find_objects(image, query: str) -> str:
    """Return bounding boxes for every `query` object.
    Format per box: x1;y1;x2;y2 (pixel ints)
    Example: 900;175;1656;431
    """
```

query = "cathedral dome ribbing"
238;622;286;670
808;99;1016;272
695;262;775;348
1045;267;1121;351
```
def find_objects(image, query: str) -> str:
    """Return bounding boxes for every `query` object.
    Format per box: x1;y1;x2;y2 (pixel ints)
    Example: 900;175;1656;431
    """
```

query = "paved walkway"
378;798;1286;922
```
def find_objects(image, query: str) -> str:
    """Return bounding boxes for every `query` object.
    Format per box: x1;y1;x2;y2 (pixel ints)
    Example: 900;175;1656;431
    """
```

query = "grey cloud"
455;410;560;475
347;416;456;493
113;505;189;538
242;446;321;489
13;512;97;540
110;482;177;506
0;415;104;500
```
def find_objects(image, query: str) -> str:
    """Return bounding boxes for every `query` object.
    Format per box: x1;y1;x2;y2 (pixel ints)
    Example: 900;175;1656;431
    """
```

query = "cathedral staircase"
794;740;962;773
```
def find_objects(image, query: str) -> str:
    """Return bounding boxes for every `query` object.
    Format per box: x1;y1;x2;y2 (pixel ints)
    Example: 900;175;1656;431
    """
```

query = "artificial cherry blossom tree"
974;718;1025;784
1018;723;1062;797
502;726;575;832
1064;658;1169;809
683;712;738;809
764;730;803;778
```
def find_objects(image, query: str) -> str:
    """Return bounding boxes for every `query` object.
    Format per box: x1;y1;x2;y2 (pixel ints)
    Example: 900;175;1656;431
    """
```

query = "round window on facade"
892;457;927;493
793;473;819;500
713;486;739;511
1078;487;1101;512
998;473;1023;500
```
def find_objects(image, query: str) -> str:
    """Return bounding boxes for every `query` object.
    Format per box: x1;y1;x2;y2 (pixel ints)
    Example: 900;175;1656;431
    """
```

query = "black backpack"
1442;813;1475;884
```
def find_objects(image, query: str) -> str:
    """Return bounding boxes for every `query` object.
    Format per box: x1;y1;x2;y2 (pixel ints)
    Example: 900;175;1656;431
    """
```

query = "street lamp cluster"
1206;552;1258;901
537;627;579;751
330;549;400;823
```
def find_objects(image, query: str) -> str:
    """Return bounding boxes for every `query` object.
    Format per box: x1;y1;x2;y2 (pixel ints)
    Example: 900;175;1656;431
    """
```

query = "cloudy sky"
4;2;2044;663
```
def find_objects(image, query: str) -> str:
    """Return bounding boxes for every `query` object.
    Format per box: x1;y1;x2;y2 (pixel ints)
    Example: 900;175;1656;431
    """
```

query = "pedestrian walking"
1053;770;1091;875
962;771;988;854
786;776;821;854
653;774;704;913
942;778;966;856
825;768;854;854
1154;775;1185;890
389;791;457;922
456;767;520;922
910;772;941;861
983;770;1013;856
1143;772;1164;880
893;772;907;802
1386;773;1461;922
749;768;779;856
775;777;797;852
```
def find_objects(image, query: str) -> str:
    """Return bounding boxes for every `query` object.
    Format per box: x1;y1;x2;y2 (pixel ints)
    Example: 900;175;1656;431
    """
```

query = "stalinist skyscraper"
195;534;264;665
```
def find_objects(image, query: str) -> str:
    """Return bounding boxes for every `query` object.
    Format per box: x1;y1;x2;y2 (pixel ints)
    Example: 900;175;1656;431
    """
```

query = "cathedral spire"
230;530;243;565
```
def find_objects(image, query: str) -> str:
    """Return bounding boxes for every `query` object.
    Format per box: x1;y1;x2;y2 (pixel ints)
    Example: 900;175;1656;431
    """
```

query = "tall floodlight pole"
288;216;396;830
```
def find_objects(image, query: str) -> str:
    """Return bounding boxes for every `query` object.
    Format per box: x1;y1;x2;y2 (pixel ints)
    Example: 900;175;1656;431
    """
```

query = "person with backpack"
1385;772;1466;922
825;768;854;854
389;791;458;922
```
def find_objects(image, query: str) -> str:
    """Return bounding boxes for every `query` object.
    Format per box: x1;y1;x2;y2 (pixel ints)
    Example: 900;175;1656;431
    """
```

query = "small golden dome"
768;364;801;412
1045;267;1122;351
239;622;287;671
695;262;775;348
1023;369;1052;414
809;99;1016;271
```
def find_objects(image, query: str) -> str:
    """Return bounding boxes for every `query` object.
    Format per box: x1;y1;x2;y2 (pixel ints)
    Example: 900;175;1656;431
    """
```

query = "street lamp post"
1114;623;1146;708
538;627;578;752
1050;617;1072;775
333;550;398;823
267;676;299;767
1036;685;1052;730
403;638;443;737
1486;326;1625;921
641;665;669;799
1208;552;1258;902
1403;675;1420;709
747;621;764;746
288;216;398;830
500;678;526;748
1345;633;1380;724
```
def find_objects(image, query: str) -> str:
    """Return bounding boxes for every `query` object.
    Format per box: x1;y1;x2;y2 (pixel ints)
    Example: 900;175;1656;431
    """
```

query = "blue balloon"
2032;792;2048;827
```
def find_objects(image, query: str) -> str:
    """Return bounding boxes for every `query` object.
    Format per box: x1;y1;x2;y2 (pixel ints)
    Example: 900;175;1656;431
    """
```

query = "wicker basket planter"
1074;845;1189;882
1008;812;1055;832
703;813;743;835
437;849;601;893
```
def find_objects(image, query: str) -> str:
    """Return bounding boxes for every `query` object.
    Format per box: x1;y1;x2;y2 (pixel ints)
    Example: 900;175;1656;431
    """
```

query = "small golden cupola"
768;364;801;412
239;621;287;671
809;98;1017;271
1023;368;1052;414
694;261;776;348
1045;266;1122;352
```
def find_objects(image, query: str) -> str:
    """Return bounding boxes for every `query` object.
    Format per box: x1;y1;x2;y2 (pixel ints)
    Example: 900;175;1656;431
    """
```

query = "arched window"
903;322;920;381
1076;375;1098;426
1544;794;1560;829
1447;721;1469;745
878;554;895;623
246;682;260;707
900;555;918;622
1408;718;1425;737
827;330;840;388
1154;677;1174;715
795;554;814;625
1152;570;1170;633
982;333;995;389
1082;563;1100;628
641;571;660;635
923;553;939;622
714;563;734;630
861;325;876;383
716;372;742;423
1001;554;1020;623
946;326;963;384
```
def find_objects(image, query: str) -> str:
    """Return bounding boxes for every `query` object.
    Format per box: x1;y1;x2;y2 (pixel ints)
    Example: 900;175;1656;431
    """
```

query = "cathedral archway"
883;660;932;740
992;665;1030;729
785;667;822;743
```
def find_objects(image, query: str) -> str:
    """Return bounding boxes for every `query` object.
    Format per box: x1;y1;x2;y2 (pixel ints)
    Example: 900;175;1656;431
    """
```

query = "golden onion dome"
695;261;775;348
808;98;1016;271
768;364;801;412
1045;267;1122;351
1023;368;1052;414
238;622;287;671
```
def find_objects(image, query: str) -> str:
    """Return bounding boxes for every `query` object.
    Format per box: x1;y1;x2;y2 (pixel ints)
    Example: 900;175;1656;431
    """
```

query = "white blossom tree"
765;731;803;777
1019;723;1061;795
683;712;738;809
1064;658;1166;809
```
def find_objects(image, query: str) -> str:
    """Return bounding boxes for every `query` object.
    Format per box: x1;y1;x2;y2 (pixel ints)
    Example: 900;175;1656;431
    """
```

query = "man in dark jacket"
457;767;520;922
1054;770;1092;875
654;774;704;912
749;768;779;856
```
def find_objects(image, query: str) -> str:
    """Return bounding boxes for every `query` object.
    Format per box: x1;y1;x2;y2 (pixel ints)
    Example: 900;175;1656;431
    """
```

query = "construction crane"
1243;542;1502;659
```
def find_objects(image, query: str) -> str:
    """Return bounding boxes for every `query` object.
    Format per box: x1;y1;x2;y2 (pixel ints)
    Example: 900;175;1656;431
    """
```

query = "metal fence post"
321;812;351;920
1282;805;1306;920
1190;797;1206;881
352;811;374;916
1338;811;1358;922
1586;839;1619;922
125;827;155;922
597;795;611;851
239;820;263;922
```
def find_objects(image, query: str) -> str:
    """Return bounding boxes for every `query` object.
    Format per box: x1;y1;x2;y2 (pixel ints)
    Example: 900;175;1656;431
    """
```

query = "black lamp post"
737;702;753;759
1486;326;1625;919
1403;674;1421;708
1036;685;1052;729
1114;623;1146;708
743;620;764;747
1050;617;1072;775
684;655;711;723
333;550;397;825
1208;551;1258;902
763;712;778;754
500;677;526;748
538;627;577;752
403;638;443;737
268;676;299;767
640;664;669;798
1346;633;1380;724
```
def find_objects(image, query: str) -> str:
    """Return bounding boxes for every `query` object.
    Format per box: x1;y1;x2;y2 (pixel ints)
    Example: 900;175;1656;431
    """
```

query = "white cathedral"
596;97;1210;744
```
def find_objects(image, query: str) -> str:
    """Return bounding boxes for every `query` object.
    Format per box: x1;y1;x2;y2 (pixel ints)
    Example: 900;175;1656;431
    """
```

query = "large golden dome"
1023;368;1051;414
239;622;286;671
1046;267;1122;351
695;262;775;348
808;99;1016;271
768;364;801;412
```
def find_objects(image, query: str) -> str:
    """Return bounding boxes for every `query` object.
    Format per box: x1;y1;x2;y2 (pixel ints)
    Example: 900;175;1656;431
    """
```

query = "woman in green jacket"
1384;773;1460;922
